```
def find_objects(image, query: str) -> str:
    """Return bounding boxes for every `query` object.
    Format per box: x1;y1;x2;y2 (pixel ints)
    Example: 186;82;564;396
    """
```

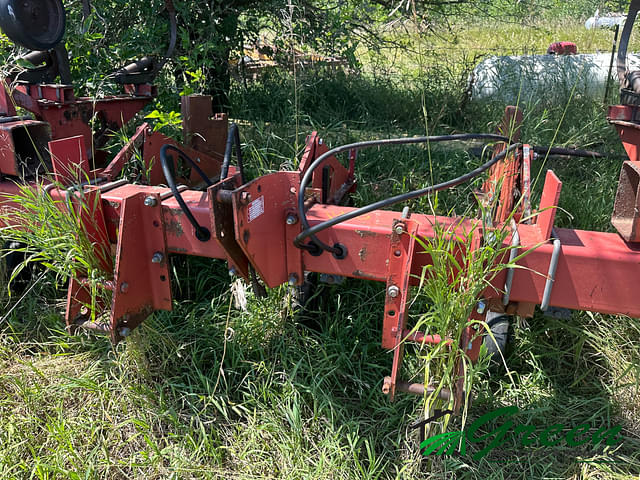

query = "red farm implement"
2;0;640;415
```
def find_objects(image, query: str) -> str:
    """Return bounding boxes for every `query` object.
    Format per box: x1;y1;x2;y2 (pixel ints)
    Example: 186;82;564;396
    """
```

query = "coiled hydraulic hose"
294;134;517;255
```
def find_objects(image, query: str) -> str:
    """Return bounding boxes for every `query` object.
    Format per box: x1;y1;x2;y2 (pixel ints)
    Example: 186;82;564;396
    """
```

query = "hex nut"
388;285;400;298
144;196;157;207
286;214;298;225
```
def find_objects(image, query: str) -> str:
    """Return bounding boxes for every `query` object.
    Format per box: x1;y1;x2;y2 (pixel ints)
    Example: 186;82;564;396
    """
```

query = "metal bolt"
394;224;404;235
288;273;299;285
151;252;164;264
318;138;323;145
120;282;129;293
286;214;298;225
468;341;473;350
388;285;400;298
240;192;252;204
401;206;411;219
143;196;157;207
119;327;131;338
476;300;486;314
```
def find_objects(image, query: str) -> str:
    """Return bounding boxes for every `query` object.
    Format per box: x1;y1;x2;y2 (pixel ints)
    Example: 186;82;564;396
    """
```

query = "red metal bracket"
381;216;419;401
65;190;172;343
298;132;352;203
536;170;563;240
49;135;91;186
65;188;113;333
208;173;250;279
0;119;51;177
181;95;228;161
231;171;301;287
612;160;640;241
109;191;172;342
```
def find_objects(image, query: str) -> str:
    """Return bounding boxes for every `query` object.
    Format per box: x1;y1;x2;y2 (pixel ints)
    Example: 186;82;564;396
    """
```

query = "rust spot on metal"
353;269;378;280
355;229;377;238
359;248;367;262
165;219;184;237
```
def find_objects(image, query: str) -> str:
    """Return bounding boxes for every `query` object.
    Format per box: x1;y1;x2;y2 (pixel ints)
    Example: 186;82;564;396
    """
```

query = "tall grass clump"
410;201;534;436
0;181;112;320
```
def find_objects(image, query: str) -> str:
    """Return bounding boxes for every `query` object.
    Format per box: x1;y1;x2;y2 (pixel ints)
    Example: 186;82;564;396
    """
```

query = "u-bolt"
541;229;562;312
502;220;520;306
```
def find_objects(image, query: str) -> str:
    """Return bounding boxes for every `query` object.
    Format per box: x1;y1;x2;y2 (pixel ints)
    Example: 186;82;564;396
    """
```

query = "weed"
0;180;112;322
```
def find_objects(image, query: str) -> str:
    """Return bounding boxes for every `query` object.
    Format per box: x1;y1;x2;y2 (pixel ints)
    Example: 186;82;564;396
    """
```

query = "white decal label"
248;195;265;222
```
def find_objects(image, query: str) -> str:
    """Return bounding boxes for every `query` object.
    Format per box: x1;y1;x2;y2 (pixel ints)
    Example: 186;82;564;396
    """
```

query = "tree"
61;0;560;111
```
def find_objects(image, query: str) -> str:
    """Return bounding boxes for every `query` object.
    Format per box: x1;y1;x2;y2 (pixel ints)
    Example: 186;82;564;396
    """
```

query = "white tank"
585;10;626;29
470;53;640;102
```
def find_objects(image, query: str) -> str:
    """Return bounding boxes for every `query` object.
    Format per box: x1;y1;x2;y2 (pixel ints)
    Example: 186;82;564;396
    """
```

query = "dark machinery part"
113;0;177;84
13;45;71;84
483;312;510;366
3;241;31;292
0;0;65;51
617;0;640;101
220;123;247;184
0;0;176;86
160;144;213;242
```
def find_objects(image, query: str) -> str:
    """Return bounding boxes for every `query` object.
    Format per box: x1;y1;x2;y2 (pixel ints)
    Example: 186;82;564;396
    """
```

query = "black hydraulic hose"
617;0;640;90
294;134;515;254
160;144;211;242
532;146;606;158
160;144;215;187
221;123;247;184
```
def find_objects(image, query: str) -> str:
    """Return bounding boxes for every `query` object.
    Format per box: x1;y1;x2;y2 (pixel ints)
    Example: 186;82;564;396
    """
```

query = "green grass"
1;15;640;480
